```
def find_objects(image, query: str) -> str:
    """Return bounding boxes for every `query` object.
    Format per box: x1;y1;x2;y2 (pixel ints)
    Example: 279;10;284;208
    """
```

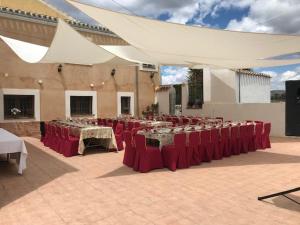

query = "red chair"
199;130;213;162
49;125;59;151
123;131;136;167
262;123;271;149
211;129;221;160
131;127;141;138
161;133;187;171
187;132;201;166
239;125;248;153
230;126;240;155
43;123;51;147
119;120;126;129
55;126;64;154
133;134;163;173
127;121;134;131
134;122;141;128
182;118;190;125
112;120;118;132
220;127;231;157
115;123;124;151
247;124;255;151
254;123;263;150
61;127;79;157
97;118;104;126
191;118;200;125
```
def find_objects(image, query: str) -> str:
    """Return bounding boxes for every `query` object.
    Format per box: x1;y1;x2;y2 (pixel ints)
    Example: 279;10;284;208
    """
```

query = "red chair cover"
262;123;271;149
220;127;231;157
254;123;263;150
123;131;136;167
199;130;213;162
115;123;124;151
188;132;201;165
191;118;200;125
97;118;104;126
134;122;141;128
112;120;118;132
230;126;240;155
182;118;190;125
247;124;256;151
61;127;79;157
133;134;163;173
43;123;51;147
239;125;248;153
48;124;57;149
161;133;187;171
211;128;221;160
127;121;134;131
56;126;64;154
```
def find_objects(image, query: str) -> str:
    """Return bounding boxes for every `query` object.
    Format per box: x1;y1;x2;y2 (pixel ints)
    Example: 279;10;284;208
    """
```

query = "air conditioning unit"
139;63;158;72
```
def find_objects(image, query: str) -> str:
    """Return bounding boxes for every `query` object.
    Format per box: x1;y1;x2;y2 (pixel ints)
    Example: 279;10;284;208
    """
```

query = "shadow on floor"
261;194;300;213
97;165;168;179
192;151;300;169
98;151;300;179
0;141;78;208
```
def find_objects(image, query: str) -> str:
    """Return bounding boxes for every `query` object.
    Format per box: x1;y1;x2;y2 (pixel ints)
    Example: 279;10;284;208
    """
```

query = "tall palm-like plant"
187;69;203;108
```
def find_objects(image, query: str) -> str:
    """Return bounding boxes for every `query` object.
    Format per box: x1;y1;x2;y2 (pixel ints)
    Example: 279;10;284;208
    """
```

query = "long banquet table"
0;128;27;174
137;122;255;149
55;121;117;154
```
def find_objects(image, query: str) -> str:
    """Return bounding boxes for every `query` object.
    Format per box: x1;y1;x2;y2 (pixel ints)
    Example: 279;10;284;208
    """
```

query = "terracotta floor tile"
0;137;299;225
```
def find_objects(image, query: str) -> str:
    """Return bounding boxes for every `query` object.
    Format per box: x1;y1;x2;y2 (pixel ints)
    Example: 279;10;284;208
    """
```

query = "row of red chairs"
123;123;271;172
42;123;79;157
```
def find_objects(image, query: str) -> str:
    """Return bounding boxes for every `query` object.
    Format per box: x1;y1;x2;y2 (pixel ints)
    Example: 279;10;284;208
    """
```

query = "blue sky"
46;0;300;90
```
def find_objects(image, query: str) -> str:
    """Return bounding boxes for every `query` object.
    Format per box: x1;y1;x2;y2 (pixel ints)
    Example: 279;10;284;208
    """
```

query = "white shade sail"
0;19;116;65
0;35;48;63
100;45;158;64
68;0;300;68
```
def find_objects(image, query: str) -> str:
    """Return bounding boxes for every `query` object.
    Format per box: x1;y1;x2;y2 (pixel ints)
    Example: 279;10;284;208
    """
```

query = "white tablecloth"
0;128;27;174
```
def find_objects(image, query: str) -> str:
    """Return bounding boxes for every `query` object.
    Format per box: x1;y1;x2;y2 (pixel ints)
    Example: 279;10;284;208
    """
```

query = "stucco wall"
182;103;285;137
207;68;237;103
155;90;170;115
0;39;159;121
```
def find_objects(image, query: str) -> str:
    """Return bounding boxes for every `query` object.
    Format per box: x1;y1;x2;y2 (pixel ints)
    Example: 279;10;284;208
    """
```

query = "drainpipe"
135;66;140;117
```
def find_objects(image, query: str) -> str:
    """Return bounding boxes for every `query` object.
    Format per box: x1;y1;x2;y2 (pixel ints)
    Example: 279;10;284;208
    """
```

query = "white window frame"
65;90;97;118
0;88;40;122
117;92;134;116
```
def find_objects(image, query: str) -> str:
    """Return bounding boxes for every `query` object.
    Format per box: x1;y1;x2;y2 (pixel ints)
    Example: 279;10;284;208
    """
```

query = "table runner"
77;126;117;154
138;122;255;150
0;128;27;174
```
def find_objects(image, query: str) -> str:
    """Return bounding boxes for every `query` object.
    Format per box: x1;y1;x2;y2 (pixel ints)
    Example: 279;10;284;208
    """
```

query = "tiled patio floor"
0;137;299;225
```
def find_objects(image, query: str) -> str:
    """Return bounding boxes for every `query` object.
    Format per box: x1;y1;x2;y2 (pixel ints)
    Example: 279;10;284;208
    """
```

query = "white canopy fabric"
0;19;117;65
68;0;300;68
100;45;158;65
0;35;48;63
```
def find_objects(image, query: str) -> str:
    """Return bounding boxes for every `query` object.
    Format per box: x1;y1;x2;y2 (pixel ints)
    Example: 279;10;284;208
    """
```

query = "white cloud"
161;66;188;85
281;71;297;81
227;17;273;33
226;0;300;34
46;0;253;26
261;70;300;90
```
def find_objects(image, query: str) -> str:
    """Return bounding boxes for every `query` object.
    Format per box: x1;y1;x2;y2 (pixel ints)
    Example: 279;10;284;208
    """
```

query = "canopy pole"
135;65;140;117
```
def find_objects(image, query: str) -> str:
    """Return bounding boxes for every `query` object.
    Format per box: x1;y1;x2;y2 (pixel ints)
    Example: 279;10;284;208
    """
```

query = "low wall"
182;102;285;137
0;121;41;138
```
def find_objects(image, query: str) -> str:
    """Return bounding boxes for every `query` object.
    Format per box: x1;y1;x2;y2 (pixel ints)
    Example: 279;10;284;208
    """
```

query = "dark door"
121;96;131;115
286;80;300;136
